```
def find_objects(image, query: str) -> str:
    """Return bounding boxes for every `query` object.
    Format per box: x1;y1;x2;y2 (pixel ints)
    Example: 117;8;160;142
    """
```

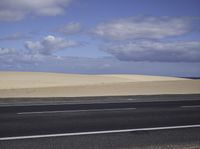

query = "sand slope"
0;71;199;97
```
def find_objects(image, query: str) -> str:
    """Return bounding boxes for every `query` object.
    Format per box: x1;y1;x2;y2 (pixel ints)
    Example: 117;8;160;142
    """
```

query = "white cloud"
59;22;82;35
91;17;192;40
0;0;72;21
104;40;200;62
0;47;39;65
0;48;16;55
25;41;43;51
25;35;80;55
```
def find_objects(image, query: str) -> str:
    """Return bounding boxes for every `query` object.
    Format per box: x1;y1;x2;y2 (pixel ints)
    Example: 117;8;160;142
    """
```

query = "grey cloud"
91;16;193;40
104;40;200;62
59;22;82;35
0;0;72;21
25;35;80;55
0;49;200;77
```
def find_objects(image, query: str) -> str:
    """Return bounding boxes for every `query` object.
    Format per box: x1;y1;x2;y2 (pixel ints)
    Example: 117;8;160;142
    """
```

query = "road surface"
0;94;200;140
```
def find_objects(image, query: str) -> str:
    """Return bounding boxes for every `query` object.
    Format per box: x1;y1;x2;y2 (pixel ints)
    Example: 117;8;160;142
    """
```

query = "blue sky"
0;0;200;77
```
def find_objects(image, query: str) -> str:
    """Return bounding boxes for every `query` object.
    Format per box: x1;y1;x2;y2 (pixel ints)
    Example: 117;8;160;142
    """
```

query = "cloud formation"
59;22;82;35
91;16;200;62
1;48;200;77
0;47;41;66
0;0;72;21
25;35;80;55
0;48;16;55
91;17;192;40
104;40;200;62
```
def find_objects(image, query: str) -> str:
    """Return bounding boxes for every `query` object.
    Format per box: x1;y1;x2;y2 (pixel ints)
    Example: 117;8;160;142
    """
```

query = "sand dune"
0;71;187;89
0;71;199;97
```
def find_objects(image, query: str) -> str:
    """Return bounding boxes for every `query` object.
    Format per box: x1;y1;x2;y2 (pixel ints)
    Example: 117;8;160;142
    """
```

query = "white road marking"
127;98;136;101
17;107;137;115
1;124;200;141
181;105;200;108
0;101;138;107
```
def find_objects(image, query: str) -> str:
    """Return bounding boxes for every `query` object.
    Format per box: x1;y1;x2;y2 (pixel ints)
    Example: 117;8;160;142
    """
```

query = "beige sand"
0;71;199;97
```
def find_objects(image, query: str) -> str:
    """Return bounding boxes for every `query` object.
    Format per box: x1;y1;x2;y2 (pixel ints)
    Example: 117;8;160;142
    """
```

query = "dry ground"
0;71;200;97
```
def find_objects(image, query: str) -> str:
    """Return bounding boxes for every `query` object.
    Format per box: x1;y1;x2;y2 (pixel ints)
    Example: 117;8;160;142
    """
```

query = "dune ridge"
0;71;199;98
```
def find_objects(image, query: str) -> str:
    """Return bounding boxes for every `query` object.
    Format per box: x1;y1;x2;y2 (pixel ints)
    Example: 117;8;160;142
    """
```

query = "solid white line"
17;108;137;115
1;124;200;141
181;105;200;108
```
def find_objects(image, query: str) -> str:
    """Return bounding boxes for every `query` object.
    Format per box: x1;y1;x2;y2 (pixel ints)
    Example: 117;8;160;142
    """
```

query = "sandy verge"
0;71;199;97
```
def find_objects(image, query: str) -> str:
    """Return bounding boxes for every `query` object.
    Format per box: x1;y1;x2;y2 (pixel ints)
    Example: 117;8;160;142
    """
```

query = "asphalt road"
0;94;200;140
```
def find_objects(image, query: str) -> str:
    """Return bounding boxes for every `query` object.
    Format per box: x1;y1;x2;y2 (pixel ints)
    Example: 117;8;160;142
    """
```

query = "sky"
0;0;200;77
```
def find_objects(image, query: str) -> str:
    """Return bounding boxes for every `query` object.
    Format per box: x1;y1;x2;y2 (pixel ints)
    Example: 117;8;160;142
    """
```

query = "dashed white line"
0;101;138;107
181;105;200;108
127;98;136;101
17;107;137;115
1;124;200;141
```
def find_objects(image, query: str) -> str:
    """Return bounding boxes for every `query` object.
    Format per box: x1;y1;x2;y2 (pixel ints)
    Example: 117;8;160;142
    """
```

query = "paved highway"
0;94;200;140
